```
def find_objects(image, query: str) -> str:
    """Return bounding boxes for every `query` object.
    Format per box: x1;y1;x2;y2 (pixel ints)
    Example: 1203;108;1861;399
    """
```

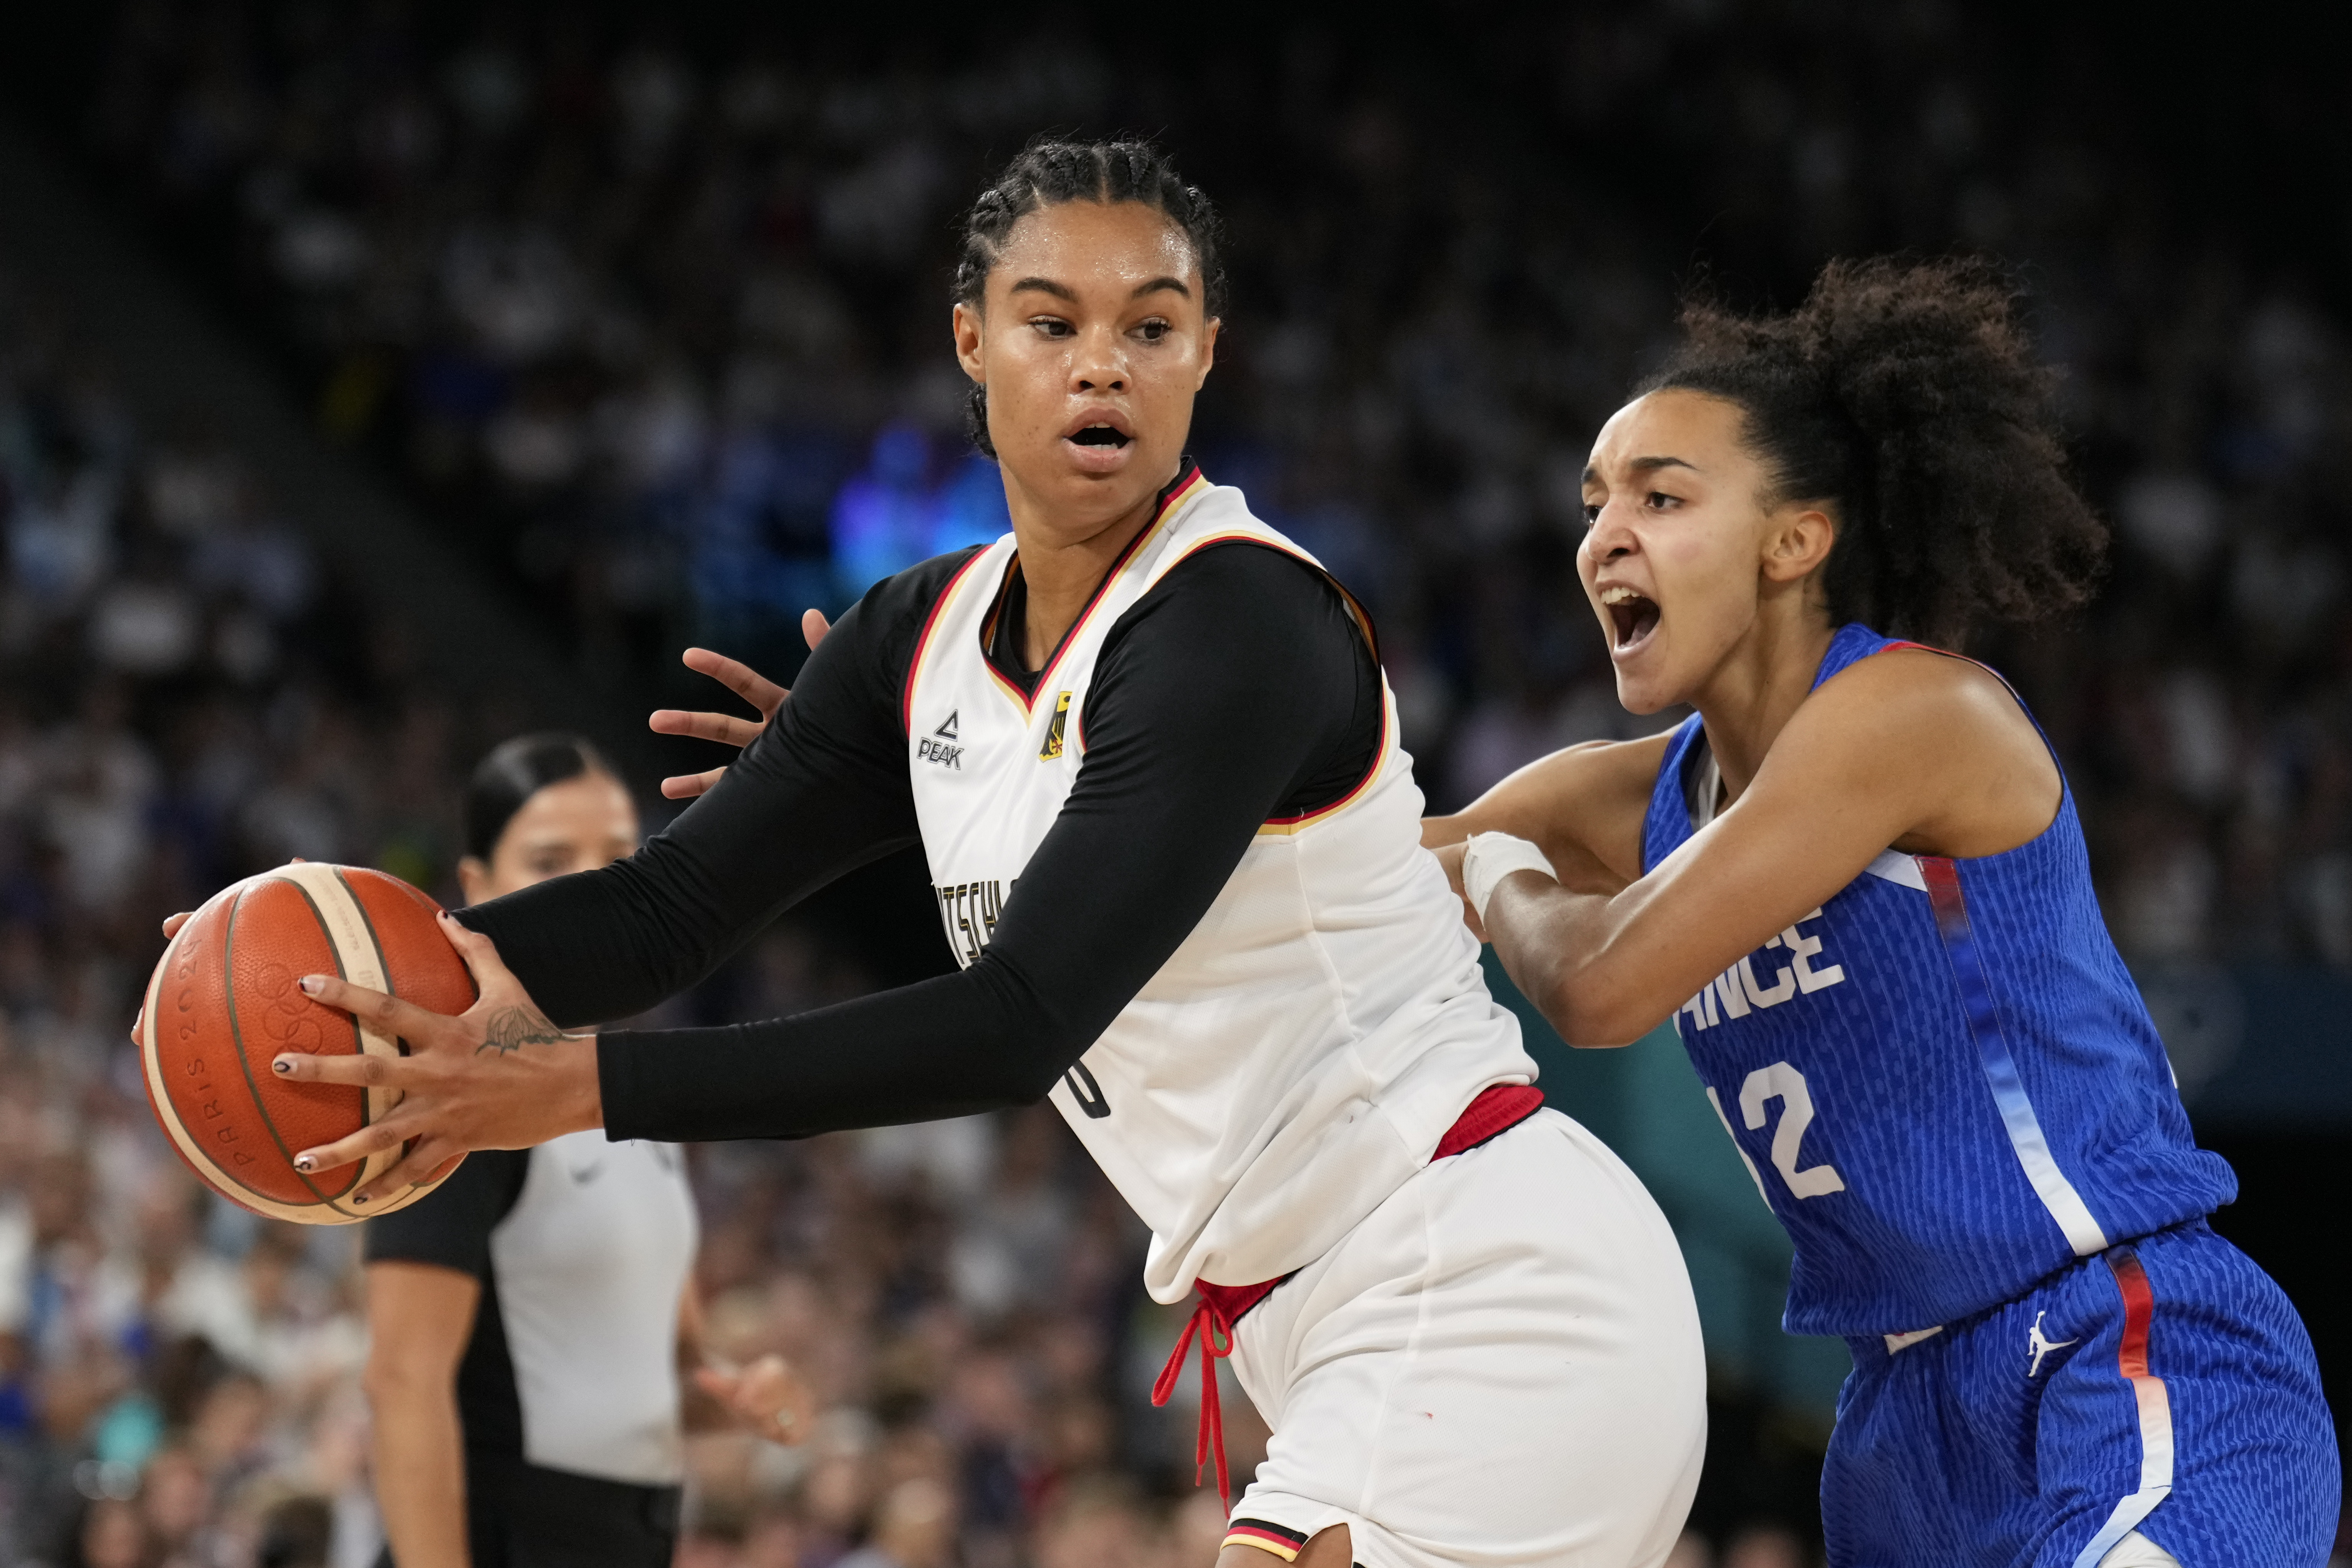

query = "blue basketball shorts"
1823;1221;2338;1567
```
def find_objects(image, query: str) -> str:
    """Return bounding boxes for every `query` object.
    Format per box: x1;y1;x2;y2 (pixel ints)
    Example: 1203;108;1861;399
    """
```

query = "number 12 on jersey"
1706;1060;1846;1207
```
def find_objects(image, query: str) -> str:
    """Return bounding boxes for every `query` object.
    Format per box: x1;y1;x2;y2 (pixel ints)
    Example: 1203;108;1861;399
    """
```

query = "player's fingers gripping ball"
138;863;477;1224
274;905;600;1203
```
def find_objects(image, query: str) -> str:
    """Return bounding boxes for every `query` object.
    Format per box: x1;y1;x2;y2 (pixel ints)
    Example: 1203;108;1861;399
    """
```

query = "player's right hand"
647;609;830;799
270;912;602;1202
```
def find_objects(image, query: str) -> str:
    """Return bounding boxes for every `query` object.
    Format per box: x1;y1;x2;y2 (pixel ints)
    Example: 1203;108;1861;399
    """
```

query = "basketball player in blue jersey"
237;141;1709;1568
1425;259;2337;1566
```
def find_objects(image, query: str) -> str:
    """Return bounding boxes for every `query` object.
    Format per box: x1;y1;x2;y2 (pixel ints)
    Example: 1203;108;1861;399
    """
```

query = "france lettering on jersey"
904;468;1534;1305
1646;624;2234;1336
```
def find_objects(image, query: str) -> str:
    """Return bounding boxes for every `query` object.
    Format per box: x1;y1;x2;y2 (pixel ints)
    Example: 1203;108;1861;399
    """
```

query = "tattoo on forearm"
478;1006;569;1056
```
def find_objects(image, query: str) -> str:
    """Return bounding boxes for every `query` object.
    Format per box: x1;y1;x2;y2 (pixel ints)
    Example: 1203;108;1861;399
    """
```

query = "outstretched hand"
267;912;603;1205
649;609;831;799
695;1353;819;1446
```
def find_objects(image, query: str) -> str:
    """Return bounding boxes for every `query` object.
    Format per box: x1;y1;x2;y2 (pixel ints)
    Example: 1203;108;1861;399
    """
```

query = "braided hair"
952;138;1227;457
1643;257;2107;647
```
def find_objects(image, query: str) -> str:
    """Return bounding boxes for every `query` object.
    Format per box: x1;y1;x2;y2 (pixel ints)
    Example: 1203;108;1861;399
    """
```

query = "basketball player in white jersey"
261;141;1705;1568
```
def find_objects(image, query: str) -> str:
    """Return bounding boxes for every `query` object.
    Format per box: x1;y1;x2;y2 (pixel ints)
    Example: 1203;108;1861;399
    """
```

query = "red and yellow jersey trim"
1020;466;1205;711
1164;530;1380;661
1255;691;1388;837
983;632;1033;714
977;556;1029;713
979;465;1211;722
900;546;1000;735
1222;1520;1309;1561
1158;531;1390;838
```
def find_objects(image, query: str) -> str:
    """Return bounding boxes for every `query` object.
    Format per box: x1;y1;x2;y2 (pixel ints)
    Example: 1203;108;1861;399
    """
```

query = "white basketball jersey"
904;473;1535;1303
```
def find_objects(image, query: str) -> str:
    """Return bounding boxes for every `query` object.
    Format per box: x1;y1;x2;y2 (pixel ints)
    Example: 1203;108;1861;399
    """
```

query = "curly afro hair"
953;138;1227;458
1641;257;2107;647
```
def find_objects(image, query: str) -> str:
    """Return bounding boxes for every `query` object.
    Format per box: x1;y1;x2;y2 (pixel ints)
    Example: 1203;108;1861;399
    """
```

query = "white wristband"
1462;832;1558;923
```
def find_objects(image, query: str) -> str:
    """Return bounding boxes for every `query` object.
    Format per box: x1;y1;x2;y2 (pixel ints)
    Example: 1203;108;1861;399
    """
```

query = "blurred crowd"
74;0;2352;974
0;266;427;1561
3;1;2350;1566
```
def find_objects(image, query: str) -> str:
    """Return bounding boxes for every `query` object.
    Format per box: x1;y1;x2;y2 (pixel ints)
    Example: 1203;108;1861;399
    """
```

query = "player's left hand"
694;1353;819;1446
648;609;831;799
268;911;602;1203
1432;840;1489;943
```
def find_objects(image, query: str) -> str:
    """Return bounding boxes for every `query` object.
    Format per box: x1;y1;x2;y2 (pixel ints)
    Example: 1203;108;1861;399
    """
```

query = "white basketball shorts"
1225;1107;1707;1568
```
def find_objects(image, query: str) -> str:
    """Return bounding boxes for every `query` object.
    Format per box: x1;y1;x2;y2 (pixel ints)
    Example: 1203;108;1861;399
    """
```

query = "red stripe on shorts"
1223;1520;1309;1560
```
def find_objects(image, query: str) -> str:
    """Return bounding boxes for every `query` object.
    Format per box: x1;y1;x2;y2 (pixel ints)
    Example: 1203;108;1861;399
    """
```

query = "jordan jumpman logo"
2027;1310;2076;1377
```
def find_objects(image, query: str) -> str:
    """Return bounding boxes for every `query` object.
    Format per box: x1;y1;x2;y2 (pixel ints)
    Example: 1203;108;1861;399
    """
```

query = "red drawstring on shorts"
1151;1294;1235;1510
1147;1087;1546;1513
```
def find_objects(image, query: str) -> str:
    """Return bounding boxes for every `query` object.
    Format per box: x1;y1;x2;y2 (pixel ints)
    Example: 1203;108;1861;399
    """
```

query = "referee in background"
363;735;811;1568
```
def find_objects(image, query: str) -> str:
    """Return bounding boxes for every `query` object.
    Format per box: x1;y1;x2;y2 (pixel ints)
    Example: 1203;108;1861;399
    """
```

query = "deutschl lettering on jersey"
935;878;1015;967
1677;909;1846;1033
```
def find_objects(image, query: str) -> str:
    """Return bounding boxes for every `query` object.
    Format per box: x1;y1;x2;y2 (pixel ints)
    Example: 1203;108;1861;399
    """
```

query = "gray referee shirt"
364;1130;699;1487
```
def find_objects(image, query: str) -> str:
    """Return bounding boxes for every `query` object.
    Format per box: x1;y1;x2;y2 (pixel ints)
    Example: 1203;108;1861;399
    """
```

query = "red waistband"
1191;1081;1543;1331
1154;1082;1544;1508
1434;1080;1545;1159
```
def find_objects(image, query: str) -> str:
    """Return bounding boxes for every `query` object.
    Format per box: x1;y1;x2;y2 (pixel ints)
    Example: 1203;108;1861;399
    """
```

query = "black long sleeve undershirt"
459;541;1381;1143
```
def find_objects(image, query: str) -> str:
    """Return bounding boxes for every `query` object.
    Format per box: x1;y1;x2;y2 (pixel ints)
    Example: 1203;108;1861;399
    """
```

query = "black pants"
376;1455;681;1568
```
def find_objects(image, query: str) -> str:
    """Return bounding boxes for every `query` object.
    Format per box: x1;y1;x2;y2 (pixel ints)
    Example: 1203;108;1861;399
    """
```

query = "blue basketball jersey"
1644;624;2235;1336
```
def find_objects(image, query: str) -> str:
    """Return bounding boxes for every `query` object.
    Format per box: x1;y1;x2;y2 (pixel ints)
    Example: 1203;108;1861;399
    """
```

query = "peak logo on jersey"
918;711;964;769
1676;908;1846;1034
1038;691;1071;760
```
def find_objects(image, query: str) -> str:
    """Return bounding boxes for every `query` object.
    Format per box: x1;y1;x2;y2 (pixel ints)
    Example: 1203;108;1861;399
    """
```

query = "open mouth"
1068;424;1132;449
1601;585;1661;652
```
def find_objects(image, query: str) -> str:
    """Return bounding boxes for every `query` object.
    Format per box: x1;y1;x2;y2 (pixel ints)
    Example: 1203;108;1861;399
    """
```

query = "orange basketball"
138;863;477;1224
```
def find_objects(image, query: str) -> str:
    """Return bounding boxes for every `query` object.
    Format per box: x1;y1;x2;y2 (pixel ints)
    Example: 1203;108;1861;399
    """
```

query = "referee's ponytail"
463;734;614;862
1643;257;2108;647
